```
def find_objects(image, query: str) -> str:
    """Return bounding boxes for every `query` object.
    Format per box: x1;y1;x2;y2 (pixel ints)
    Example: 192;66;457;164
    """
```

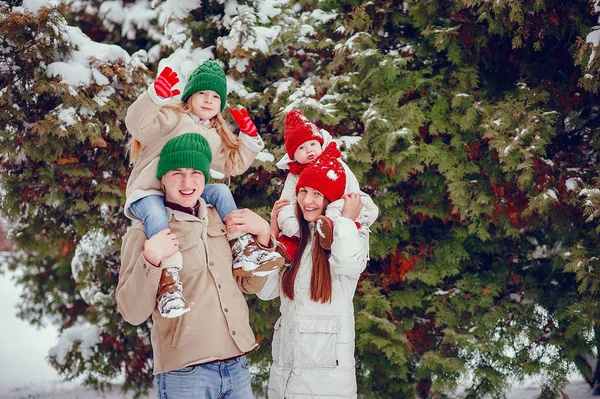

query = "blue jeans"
202;183;237;221
129;194;168;238
130;184;236;238
155;356;253;399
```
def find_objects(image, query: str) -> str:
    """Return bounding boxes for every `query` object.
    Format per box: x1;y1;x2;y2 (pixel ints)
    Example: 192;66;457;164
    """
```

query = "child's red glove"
229;107;258;137
153;67;180;98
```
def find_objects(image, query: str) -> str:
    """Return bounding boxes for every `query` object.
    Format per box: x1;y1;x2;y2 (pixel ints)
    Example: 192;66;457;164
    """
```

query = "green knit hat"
157;133;212;183
181;60;227;111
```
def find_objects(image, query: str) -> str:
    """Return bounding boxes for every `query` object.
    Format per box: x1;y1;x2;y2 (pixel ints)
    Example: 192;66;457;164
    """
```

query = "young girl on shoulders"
124;60;283;318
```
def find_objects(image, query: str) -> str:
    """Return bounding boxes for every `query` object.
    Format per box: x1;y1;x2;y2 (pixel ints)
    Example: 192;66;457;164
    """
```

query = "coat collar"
165;199;208;223
189;112;214;128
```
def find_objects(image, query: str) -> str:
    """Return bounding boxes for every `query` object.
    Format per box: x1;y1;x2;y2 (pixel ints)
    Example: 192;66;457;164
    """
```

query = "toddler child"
275;109;379;261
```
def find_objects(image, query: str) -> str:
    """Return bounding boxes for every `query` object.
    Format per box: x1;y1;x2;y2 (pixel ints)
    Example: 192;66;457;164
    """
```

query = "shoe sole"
275;243;292;263
232;257;284;277
162;305;190;318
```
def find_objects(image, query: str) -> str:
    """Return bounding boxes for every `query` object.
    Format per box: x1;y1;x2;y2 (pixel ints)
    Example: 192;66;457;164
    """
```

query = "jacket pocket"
206;216;232;261
272;317;284;365
177;229;207;274
170;316;183;348
295;317;340;368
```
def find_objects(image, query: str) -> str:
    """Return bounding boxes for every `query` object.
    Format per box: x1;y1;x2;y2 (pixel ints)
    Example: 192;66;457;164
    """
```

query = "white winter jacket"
257;217;370;398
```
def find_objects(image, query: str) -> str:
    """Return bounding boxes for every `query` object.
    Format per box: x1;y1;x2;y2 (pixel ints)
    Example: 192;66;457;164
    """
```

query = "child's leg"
275;235;300;266
201;184;284;276
201;183;237;221
129;195;169;238
231;234;284;277
129;195;188;318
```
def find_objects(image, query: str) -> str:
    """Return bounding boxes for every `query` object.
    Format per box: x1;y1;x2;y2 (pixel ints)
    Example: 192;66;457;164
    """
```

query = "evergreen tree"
2;1;600;398
0;2;151;393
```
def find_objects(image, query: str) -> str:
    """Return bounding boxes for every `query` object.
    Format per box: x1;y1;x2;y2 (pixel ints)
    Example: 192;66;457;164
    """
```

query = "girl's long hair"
281;201;333;303
127;98;241;177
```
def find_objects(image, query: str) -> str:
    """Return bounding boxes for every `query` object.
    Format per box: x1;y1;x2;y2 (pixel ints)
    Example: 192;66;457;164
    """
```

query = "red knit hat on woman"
284;109;324;159
296;152;346;203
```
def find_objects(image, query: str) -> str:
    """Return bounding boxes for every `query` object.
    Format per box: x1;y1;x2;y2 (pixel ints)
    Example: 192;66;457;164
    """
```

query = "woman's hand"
153;67;180;98
341;193;362;221
229;107;258;137
225;208;271;246
143;228;179;267
270;198;290;238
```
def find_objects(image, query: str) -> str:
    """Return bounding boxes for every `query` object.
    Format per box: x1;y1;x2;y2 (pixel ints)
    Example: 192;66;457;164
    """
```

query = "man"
117;133;275;399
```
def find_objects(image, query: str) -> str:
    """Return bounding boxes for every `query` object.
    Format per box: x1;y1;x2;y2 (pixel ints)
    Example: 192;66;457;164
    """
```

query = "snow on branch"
49;322;102;366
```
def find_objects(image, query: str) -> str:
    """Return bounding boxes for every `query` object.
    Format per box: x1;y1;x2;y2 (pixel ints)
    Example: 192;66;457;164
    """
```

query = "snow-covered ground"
0;270;595;399
0;270;153;399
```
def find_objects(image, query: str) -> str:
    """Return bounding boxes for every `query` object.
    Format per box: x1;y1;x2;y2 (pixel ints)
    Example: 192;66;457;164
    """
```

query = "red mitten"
229;107;258;137
153;67;180;98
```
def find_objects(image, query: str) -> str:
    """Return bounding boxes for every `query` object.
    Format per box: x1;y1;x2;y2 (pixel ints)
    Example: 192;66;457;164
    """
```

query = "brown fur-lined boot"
156;251;190;318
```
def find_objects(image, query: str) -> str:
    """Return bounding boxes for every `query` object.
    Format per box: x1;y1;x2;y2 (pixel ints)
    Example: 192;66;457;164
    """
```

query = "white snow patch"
58;107;78;127
310;9;337;24
542;189;558;201
565;178;579;191
256;151;275;163
392;128;411;137
47;23;131;87
48;322;101;365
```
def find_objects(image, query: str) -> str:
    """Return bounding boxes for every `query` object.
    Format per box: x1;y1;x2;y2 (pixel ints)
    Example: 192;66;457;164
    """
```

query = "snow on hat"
296;152;346;203
181;60;227;111
157;133;212;183
284;109;324;159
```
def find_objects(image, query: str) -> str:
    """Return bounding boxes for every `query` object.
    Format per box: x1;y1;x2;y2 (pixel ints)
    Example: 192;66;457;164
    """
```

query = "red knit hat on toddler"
296;151;346;203
296;153;347;250
284;109;325;159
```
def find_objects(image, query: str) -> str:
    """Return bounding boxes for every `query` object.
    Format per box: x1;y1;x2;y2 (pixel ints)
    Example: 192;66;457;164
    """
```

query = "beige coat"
124;90;265;220
117;202;268;374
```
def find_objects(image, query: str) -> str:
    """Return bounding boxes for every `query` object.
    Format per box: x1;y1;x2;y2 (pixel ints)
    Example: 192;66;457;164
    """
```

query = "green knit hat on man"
181;60;227;111
157;133;212;183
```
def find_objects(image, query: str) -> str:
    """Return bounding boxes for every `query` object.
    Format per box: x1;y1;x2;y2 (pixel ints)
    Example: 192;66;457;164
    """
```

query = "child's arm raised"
208;107;265;177
125;67;187;144
152;67;180;99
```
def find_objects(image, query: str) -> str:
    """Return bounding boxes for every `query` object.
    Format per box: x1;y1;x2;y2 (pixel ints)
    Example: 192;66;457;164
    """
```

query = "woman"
259;152;372;398
117;133;274;399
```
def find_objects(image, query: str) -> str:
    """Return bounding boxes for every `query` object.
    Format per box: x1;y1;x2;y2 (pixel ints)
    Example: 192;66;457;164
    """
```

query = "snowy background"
0;270;153;399
0;267;595;399
2;0;600;398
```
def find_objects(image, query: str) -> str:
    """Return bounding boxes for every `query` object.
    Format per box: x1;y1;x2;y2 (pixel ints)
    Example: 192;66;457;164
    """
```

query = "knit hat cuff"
182;78;227;111
156;152;210;183
296;158;346;203
156;133;213;183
